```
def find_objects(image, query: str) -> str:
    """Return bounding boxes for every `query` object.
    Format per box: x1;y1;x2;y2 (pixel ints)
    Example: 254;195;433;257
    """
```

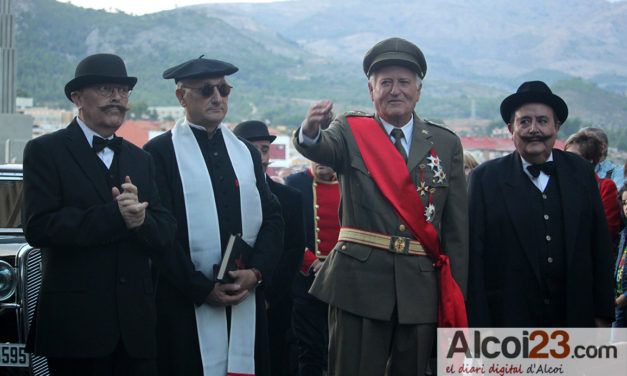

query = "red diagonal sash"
346;116;467;328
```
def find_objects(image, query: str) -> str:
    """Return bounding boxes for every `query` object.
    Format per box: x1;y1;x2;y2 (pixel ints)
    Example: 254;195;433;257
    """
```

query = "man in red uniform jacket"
286;163;340;376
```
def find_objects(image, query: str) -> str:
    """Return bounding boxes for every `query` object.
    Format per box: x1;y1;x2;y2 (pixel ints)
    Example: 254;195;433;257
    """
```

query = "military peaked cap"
162;55;238;82
500;81;568;124
362;37;427;79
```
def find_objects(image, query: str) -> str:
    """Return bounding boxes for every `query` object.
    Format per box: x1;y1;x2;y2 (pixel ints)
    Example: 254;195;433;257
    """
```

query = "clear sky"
57;0;290;16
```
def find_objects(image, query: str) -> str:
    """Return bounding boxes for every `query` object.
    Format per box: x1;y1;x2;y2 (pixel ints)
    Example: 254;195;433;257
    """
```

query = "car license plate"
0;343;28;367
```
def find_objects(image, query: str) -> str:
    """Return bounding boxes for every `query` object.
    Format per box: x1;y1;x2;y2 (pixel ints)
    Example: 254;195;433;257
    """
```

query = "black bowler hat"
64;53;137;101
162;55;238;82
500;81;568;124
362;37;427;79
233;120;276;143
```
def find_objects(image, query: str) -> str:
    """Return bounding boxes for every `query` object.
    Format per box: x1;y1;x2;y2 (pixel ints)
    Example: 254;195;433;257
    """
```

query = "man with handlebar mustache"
467;81;614;328
22;53;175;375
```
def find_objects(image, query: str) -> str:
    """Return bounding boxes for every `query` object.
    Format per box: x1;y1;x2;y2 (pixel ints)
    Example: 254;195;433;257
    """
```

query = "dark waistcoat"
525;175;567;326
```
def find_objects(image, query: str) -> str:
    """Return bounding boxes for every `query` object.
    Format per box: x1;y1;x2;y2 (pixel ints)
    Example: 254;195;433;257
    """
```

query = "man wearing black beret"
22;53;176;375
467;81;615;327
144;57;283;376
293;37;468;375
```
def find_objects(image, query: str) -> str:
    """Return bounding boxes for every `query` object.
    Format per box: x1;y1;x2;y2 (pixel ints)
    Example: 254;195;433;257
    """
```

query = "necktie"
390;128;408;163
93;136;122;153
526;161;555;178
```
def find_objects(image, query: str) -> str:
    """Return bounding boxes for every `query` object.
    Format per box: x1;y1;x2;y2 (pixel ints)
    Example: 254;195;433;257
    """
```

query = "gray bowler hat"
362;37;427;79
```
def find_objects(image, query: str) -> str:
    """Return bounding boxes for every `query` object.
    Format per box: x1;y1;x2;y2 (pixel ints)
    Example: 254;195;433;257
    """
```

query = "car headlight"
0;260;16;301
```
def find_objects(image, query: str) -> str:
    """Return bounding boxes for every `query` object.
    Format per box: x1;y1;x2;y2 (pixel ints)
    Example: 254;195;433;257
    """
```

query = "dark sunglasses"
182;83;232;97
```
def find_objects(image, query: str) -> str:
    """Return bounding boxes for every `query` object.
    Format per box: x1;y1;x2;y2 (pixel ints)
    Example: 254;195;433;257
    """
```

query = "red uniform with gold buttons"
300;173;341;273
286;167;341;375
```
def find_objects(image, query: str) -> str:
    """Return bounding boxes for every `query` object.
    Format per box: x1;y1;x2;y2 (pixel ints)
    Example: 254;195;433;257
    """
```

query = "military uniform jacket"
293;112;468;324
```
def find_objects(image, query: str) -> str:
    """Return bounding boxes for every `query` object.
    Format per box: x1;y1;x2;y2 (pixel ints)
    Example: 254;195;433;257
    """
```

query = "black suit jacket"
22;119;175;358
265;176;305;305
468;149;615;327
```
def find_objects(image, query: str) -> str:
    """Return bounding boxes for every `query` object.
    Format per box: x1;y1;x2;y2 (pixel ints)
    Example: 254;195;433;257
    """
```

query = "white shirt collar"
380;115;413;140
185;118;223;134
520;153;554;173
520;152;554;192
76;116;113;146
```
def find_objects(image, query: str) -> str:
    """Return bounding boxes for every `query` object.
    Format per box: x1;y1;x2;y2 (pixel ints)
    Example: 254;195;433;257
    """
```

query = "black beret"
233;120;276;143
162;55;238;82
500;81;568;124
362;37;427;79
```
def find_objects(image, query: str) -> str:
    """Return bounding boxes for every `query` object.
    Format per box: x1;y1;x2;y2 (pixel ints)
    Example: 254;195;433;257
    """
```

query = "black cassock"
144;126;283;376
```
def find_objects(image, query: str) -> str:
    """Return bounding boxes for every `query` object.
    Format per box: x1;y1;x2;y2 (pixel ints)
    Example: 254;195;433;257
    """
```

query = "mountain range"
12;0;627;132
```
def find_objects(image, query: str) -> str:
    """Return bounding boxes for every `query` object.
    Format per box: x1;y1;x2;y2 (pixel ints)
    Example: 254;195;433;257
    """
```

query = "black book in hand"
216;234;253;283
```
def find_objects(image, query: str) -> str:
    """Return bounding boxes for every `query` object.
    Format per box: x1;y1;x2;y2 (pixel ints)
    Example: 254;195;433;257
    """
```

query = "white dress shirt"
76;117;115;169
520;153;554;192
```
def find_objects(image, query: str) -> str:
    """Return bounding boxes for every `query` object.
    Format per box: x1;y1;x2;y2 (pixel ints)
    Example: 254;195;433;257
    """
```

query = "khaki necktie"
390;128;408;163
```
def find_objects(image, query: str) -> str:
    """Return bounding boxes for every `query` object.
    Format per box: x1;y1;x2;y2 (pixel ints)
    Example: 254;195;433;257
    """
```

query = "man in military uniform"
293;37;468;375
285;162;341;376
144;57;283;376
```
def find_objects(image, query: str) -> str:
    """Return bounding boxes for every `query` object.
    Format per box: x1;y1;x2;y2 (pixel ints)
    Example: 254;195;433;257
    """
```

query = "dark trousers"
47;341;157;376
292;273;328;376
328;306;435;376
268;294;297;376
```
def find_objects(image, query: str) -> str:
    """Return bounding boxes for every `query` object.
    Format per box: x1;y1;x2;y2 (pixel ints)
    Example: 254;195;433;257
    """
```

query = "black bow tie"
526;161;555;178
92;136;122;153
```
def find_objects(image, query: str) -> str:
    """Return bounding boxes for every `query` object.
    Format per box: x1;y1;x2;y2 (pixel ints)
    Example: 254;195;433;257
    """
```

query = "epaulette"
424;118;456;135
345;110;373;118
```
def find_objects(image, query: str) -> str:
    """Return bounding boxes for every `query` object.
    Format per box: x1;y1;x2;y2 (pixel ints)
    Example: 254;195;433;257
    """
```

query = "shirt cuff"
298;126;320;145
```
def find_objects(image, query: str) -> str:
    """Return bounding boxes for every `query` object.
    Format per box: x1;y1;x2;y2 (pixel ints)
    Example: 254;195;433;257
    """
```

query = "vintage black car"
0;164;48;375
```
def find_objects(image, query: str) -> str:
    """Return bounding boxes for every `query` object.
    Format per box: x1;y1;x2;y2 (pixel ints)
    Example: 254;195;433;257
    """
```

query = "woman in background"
564;131;621;243
463;151;479;182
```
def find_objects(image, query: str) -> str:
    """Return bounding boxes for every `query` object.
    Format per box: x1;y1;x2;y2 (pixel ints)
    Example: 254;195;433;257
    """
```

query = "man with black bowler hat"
467;80;615;327
144;57;283;376
22;53;175;375
233;120;305;376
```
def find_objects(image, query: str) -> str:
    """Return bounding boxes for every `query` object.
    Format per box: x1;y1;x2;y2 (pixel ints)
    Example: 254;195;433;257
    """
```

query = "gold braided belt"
337;227;427;256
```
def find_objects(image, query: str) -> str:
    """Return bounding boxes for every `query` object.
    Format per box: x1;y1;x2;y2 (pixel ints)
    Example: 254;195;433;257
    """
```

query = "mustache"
100;104;129;113
521;134;551;142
